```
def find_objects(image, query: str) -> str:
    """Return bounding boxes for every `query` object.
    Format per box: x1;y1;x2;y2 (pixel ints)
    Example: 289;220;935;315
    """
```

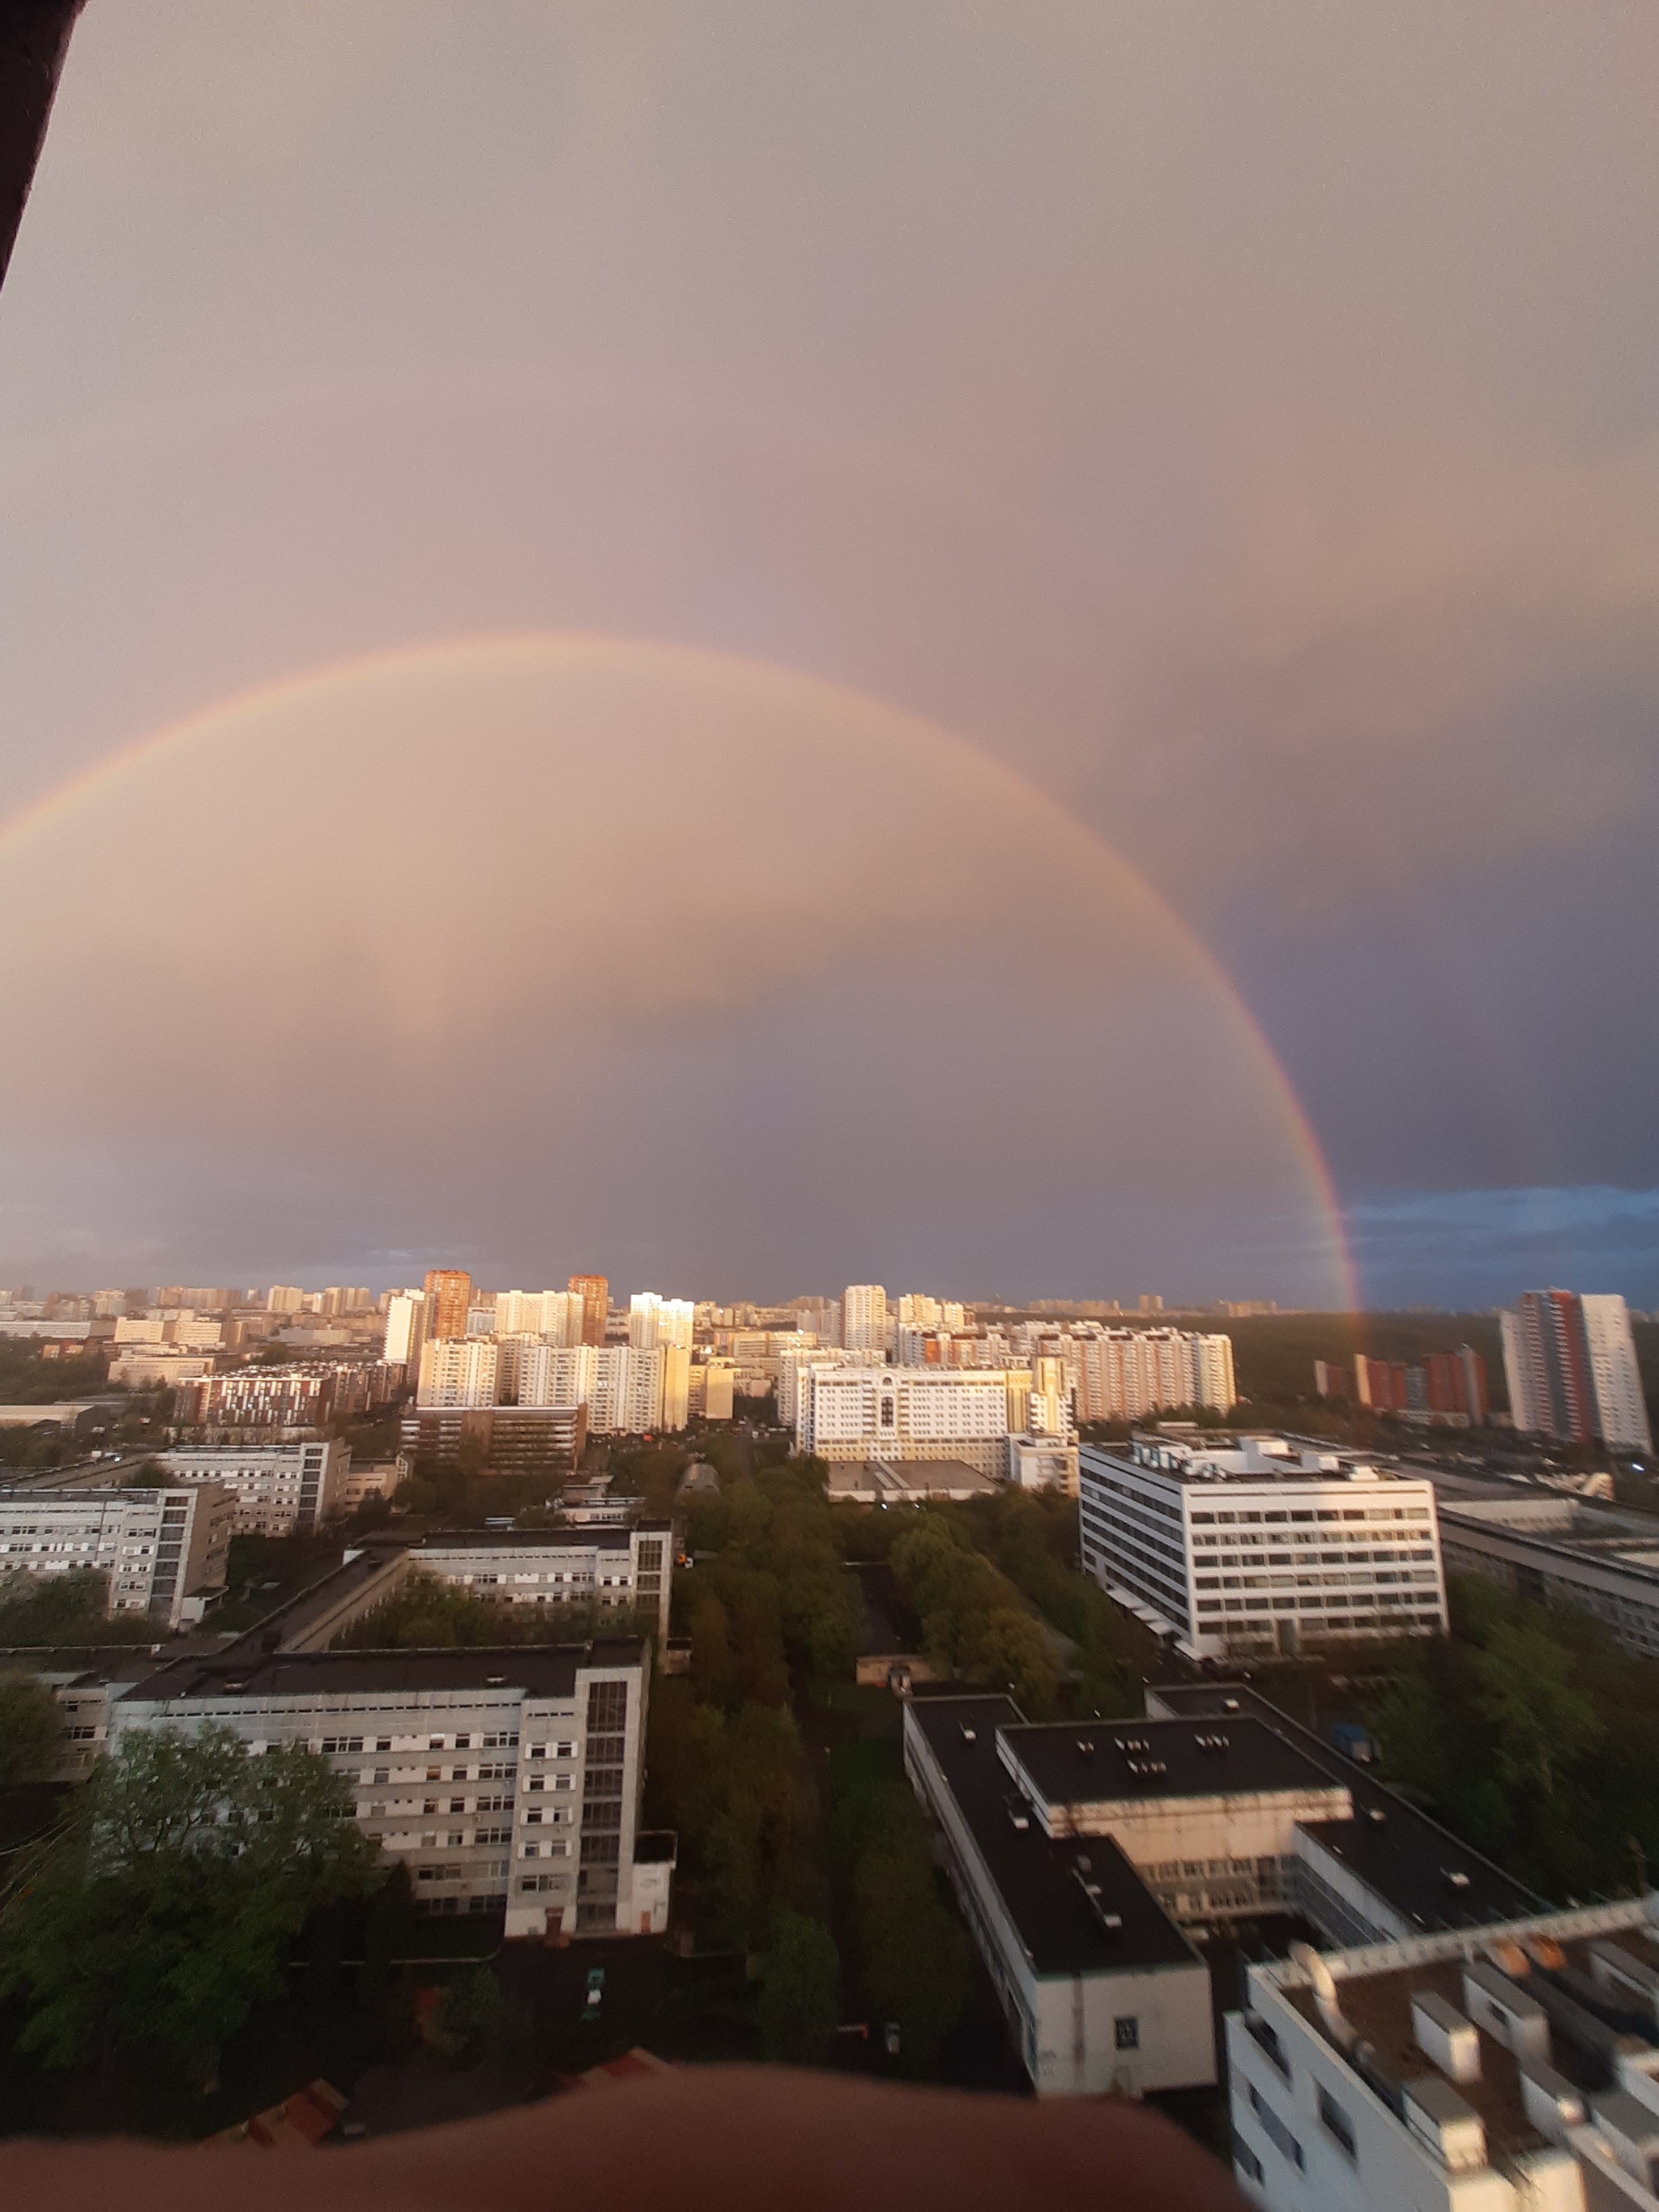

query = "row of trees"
645;1443;977;2073
882;1515;1061;1714
336;1566;655;1649
1369;1575;1659;1903
0;1566;157;1648
646;1449;860;1955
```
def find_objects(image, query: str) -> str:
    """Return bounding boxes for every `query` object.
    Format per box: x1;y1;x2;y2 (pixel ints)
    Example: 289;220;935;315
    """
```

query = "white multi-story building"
904;1695;1216;2099
1079;1434;1448;1660
382;1289;429;1378
403;1524;674;1647
842;1285;889;1357
517;1341;684;1434
629;1294;694;1350
107;1639;672;1937
1582;1294;1653;1453
1230;1898;1659;2212
493;1289;584;1342
796;1362;1029;1481
152;1441;348;1536
417;1336;500;1409
108;1350;217;1388
1073;1328;1236;1423
0;1484;232;1627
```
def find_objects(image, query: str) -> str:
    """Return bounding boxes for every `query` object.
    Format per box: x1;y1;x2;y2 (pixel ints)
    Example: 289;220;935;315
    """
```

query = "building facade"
1230;1898;1659;2212
841;1284;889;1357
795;1362;1027;1480
1073;1328;1236;1424
107;1641;672;1937
152;1440;348;1536
399;1403;586;1474
417;1336;500;1409
567;1275;609;1347
1502;1289;1653;1452
423;1268;474;1343
0;1483;232;1626
1078;1434;1448;1660
904;1696;1216;2098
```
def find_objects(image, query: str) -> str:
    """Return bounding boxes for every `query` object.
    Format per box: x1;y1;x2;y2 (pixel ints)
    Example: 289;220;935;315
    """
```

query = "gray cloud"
1;2;1656;1291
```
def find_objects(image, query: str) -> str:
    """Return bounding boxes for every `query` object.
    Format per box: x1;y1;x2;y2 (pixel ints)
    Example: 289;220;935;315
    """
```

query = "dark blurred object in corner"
0;0;86;288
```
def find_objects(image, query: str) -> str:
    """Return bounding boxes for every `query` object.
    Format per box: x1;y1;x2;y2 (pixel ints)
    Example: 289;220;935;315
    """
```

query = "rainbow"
0;633;1358;1308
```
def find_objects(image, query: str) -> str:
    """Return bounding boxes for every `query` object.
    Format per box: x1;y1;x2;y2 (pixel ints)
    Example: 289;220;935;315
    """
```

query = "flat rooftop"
416;1524;671;1549
1085;1435;1420;1488
125;1637;647;1704
826;1459;999;1498
908;1694;1201;1980
1276;1915;1659;2174
1147;1683;1540;1932
1001;1713;1348;1812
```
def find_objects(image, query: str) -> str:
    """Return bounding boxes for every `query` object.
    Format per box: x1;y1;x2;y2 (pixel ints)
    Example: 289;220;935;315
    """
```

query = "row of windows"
1243;2054;1362;2168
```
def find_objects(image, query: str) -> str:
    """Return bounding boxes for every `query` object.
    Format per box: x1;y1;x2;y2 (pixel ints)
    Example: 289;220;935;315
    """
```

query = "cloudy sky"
1;2;1656;1306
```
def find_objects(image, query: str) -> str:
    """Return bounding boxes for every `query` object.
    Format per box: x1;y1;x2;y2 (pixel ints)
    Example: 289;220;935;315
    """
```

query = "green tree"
853;1788;970;2073
0;1568;153;1647
0;1724;377;2084
0;1672;62;1787
1473;1620;1603;1801
758;1908;840;2065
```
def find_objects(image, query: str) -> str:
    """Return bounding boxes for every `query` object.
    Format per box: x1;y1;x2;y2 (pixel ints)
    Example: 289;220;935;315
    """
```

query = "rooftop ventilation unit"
1071;1862;1123;1934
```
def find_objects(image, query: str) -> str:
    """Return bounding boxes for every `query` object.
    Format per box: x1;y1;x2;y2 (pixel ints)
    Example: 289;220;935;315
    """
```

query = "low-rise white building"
107;1639;672;1937
1080;1434;1448;1660
1230;1898;1659;2211
0;1483;232;1627
152;1440;348;1536
904;1695;1217;2097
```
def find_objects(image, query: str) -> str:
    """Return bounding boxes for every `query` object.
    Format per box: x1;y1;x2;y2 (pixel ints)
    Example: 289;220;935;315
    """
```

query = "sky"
1;2;1657;1306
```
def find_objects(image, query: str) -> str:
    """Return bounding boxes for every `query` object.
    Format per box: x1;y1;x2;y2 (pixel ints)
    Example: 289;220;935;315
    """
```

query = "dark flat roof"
416;1524;670;1550
125;1638;646;1704
907;1695;1201;1980
1002;1713;1345;1810
1145;1682;1541;1930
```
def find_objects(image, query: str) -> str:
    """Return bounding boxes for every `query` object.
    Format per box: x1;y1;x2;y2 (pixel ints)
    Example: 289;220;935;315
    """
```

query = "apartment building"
1072;1328;1237;1423
1230;1898;1659;2211
0;1483;232;1627
1502;1289;1653;1453
107;1639;672;1937
517;1341;685;1434
796;1362;1030;1481
417;1336;499;1409
841;1285;889;1357
152;1440;348;1535
172;1364;357;1436
398;1403;586;1474
1078;1434;1448;1660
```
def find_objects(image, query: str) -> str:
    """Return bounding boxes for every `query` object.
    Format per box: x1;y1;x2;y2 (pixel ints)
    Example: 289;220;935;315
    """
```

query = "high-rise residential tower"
568;1274;609;1347
629;1293;694;1350
842;1284;888;1357
423;1268;473;1342
1501;1289;1652;1451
